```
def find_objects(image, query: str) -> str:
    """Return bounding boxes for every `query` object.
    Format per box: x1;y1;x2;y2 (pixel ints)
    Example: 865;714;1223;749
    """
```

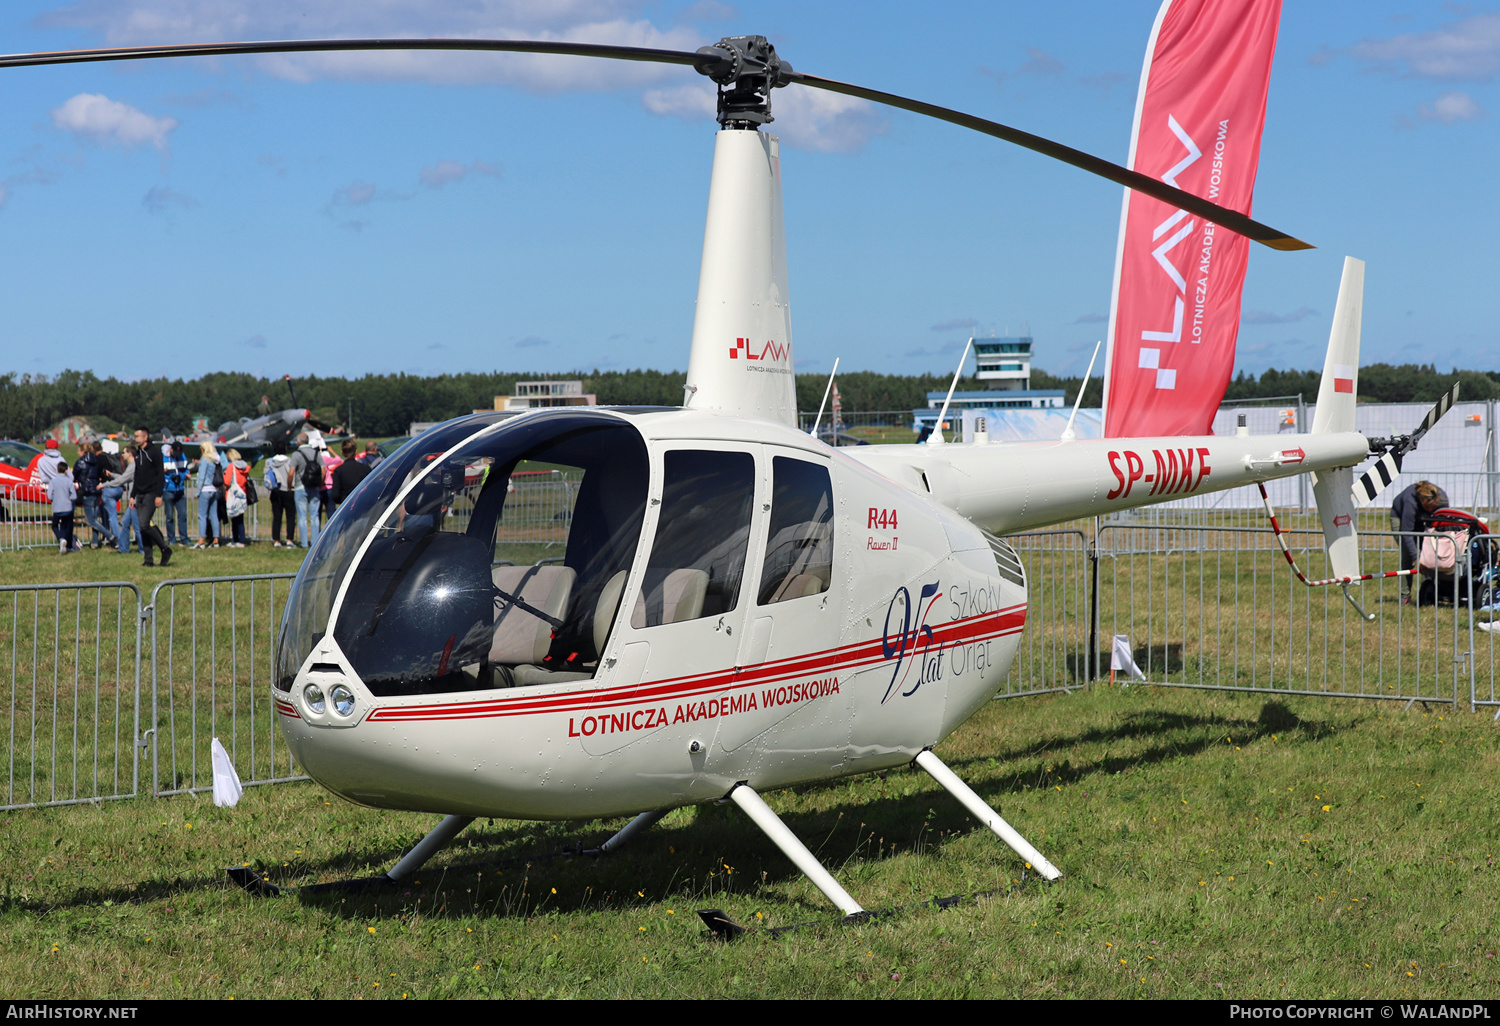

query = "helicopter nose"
292;664;367;727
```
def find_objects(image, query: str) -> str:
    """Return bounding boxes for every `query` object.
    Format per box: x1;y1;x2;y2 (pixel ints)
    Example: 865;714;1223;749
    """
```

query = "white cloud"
644;82;887;153
771;86;887;154
333;180;379;207
642;83;716;120
1417;90;1487;123
1020;47;1064;76
141;185;197;213
43;2;708;91
1351;13;1500;81
51;93;178;150
419;159;501;188
1243;306;1318;325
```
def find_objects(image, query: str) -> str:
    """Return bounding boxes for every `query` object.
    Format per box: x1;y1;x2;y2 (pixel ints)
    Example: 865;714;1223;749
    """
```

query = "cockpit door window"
634;449;756;627
758;455;835;605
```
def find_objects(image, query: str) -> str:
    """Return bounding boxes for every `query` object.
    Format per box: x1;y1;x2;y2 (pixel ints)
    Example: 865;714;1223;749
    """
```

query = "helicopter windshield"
280;410;649;698
275;414;508;691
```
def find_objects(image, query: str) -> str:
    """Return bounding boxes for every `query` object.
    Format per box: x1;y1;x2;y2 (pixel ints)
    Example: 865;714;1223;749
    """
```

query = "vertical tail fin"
1309;256;1364;580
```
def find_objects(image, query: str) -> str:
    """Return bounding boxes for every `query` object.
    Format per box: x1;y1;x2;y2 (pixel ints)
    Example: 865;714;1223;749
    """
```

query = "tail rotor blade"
1352;450;1402;507
1407;381;1461;451
1352;380;1461;506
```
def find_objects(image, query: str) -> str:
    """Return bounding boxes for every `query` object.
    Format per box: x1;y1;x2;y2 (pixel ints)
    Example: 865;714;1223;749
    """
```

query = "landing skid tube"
701;761;1057;939
914;749;1062;880
727;782;865;917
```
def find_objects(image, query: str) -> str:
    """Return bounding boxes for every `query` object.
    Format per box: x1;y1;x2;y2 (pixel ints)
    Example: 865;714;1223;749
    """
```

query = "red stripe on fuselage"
365;604;1027;722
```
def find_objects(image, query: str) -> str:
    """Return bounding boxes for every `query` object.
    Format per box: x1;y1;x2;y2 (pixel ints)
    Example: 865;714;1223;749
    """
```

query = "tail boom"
848;430;1368;536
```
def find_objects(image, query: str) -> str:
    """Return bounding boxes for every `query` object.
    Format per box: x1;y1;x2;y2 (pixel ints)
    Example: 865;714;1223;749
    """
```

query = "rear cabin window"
758;456;834;604
638;450;755;627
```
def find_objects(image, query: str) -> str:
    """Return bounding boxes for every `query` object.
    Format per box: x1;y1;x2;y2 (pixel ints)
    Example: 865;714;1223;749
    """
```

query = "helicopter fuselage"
274;407;1022;820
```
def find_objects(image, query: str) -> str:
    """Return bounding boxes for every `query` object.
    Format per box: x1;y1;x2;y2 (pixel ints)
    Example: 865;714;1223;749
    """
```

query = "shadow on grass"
6;700;1351;923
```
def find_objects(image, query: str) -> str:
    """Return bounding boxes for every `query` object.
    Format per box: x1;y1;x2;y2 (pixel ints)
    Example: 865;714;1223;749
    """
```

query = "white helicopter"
3;34;1387;918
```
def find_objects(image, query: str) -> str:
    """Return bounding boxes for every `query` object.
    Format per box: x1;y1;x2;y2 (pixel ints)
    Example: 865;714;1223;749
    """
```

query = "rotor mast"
682;37;799;428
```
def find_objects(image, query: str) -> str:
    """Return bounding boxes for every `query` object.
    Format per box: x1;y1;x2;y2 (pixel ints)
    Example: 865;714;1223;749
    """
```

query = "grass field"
0;684;1496;999
2;495;1499;999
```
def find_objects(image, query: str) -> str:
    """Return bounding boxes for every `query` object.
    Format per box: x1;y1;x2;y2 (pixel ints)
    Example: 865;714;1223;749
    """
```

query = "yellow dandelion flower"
368;927;376;934
551;887;557;894
1323;805;1331;812
1120;959;1128;965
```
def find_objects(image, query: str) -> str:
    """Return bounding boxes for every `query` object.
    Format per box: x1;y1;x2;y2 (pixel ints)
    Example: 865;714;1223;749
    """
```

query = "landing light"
331;685;356;717
304;683;326;714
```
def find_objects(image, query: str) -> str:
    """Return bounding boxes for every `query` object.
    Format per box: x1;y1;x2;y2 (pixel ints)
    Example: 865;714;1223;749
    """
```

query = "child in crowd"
47;460;78;554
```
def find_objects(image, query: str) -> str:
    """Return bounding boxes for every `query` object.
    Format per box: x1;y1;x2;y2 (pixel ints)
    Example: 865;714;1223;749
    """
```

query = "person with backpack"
98;441;126;546
289;433;325;550
73;441;108;549
224;448;251;547
194;441;222;549
265;439;297;548
101;446;137;554
162;439;190;547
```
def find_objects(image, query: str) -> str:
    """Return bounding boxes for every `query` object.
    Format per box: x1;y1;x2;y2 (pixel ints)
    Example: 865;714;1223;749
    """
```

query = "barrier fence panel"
1468;536;1500;717
0;581;144;810
147;573;302;797
1096;524;1461;705
998;530;1092;698
1;489;61;552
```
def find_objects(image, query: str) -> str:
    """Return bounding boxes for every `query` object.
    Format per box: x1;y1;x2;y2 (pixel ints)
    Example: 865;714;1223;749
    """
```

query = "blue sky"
1;1;1495;384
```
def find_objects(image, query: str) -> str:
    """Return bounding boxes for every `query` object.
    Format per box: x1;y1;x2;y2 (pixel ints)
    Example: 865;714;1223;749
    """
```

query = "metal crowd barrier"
0;581;145;810
1001;522;1467;706
147;574;301;797
0;519;1495;811
1001;530;1092;698
1464;536;1500;718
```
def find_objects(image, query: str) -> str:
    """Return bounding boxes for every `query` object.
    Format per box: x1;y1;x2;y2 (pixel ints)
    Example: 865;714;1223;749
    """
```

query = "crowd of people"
35;428;384;564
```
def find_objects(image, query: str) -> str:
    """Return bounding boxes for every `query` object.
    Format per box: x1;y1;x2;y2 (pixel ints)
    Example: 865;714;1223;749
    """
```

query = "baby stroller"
1415;507;1494;608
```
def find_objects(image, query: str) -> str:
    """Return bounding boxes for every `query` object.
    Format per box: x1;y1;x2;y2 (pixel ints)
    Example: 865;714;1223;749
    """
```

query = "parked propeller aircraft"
0;33;1386;917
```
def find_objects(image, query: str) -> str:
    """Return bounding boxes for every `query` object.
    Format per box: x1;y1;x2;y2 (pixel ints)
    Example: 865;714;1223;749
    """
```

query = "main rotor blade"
0;37;719;73
788;71;1312;252
0;36;1310;250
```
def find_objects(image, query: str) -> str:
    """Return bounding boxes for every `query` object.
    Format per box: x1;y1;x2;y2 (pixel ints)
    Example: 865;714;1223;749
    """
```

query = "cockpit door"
588;441;762;752
713;447;851;781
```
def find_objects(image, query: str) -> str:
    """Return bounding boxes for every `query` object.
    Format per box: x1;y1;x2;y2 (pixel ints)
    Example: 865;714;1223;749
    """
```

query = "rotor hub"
695;35;793;129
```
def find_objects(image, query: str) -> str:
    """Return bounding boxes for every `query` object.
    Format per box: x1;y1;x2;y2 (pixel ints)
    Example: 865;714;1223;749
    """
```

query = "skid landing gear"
703;755;1060;935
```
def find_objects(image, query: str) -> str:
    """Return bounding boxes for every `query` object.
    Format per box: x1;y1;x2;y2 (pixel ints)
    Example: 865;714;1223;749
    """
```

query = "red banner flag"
1102;0;1282;437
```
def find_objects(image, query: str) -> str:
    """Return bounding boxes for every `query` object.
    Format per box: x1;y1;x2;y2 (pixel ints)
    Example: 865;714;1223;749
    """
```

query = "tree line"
3;363;1496;441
